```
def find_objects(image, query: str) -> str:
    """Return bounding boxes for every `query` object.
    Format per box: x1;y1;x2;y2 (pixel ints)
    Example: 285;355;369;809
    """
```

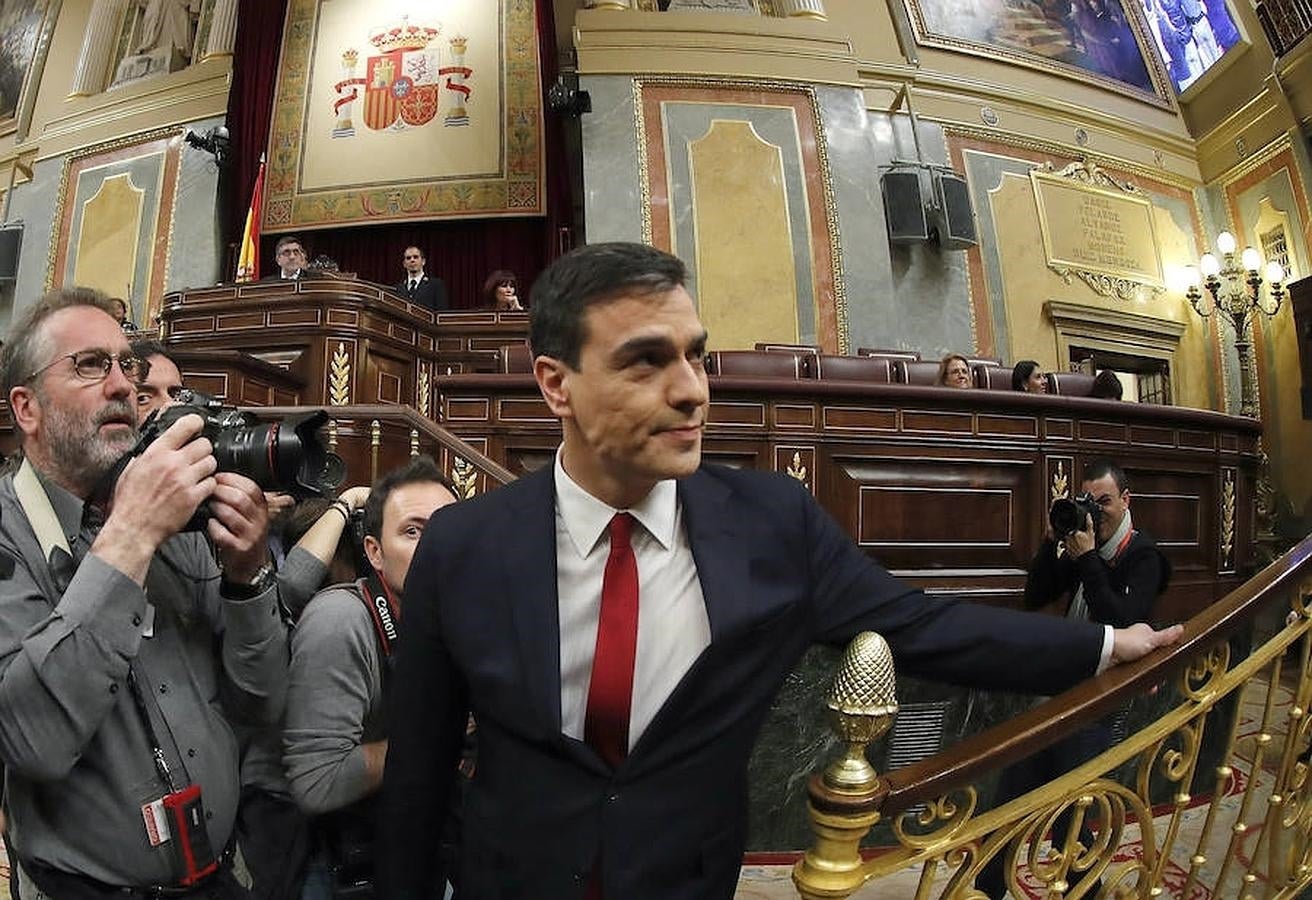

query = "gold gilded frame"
263;0;544;232
1031;160;1165;300
903;0;1173;109
632;75;849;354
0;0;61;140
44;126;184;328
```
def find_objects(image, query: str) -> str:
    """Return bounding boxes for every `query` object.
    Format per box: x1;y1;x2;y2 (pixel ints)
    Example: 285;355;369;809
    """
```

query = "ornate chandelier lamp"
1183;230;1286;418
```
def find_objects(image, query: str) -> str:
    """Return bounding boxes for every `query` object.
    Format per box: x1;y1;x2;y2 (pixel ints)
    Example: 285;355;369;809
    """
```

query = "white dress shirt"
554;451;711;751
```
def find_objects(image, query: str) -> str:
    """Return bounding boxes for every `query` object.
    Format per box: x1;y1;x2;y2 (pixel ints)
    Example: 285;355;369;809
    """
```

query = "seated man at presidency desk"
379;241;1183;900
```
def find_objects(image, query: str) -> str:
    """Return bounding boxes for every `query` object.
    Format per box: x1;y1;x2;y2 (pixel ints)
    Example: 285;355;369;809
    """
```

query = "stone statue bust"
134;0;200;59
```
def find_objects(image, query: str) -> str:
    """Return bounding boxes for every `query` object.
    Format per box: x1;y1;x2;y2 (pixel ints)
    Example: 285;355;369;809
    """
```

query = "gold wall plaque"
1031;168;1163;293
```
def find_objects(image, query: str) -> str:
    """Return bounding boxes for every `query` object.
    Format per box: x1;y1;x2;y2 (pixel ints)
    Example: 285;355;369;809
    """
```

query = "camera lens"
212;423;282;489
1049;498;1081;537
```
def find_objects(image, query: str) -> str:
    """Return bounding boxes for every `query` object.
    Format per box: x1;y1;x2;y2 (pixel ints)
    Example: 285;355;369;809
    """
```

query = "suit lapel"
502;468;608;772
503;467;563;734
679;469;753;642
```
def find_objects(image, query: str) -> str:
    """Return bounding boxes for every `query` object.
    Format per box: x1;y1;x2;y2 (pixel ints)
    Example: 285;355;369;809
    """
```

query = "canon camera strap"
356;573;401;660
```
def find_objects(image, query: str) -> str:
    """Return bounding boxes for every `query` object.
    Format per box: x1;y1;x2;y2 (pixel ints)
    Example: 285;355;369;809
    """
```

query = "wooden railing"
795;533;1312;898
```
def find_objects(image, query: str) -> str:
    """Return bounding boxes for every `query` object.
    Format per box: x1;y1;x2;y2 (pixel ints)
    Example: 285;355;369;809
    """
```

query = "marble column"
68;0;131;97
775;0;826;18
202;0;239;60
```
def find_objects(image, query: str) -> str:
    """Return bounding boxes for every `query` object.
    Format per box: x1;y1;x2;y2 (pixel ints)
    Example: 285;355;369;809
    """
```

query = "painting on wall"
0;0;58;136
48;130;183;329
906;0;1172;105
1138;0;1243;93
264;0;544;232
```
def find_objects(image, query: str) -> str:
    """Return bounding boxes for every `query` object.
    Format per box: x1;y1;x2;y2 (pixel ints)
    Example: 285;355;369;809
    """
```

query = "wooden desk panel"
433;374;1261;620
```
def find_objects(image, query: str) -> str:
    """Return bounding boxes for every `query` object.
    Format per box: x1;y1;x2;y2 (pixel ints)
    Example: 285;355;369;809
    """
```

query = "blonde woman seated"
937;353;973;389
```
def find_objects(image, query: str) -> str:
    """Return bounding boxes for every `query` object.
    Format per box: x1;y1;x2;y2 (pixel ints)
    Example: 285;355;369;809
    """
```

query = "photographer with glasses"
0;288;287;899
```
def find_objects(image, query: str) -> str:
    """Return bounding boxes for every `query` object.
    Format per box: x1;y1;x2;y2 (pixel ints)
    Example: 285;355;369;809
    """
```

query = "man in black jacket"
979;457;1171;898
394;246;448;311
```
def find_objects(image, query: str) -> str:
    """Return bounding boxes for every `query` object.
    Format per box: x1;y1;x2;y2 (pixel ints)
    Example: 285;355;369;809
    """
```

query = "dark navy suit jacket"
394;274;448;311
380;464;1105;899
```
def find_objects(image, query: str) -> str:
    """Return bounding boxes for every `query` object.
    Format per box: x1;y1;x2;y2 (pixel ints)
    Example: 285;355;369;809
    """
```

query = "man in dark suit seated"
394;246;448;311
379;242;1183;900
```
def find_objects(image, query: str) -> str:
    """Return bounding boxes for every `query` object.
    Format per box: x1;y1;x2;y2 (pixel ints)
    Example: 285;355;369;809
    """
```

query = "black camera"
1049;492;1102;539
130;390;344;501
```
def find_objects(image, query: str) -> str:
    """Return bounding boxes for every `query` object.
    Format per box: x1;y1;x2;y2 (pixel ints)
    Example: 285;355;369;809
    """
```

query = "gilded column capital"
775;0;826;18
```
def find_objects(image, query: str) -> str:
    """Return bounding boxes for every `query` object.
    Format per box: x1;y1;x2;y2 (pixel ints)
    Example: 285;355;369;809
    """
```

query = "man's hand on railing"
1110;621;1185;666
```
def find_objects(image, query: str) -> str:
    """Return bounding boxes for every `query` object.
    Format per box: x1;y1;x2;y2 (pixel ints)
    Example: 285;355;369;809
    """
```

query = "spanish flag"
235;154;265;282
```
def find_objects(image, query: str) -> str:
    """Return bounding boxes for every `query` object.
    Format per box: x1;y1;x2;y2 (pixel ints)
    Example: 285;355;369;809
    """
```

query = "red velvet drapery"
222;0;573;307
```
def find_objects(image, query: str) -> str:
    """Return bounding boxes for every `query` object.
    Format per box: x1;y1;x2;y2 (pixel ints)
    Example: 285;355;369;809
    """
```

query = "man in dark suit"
394;245;448;311
380;242;1182;900
266;235;313;281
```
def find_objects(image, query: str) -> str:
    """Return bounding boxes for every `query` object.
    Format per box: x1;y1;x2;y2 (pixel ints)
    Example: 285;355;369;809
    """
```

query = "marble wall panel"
1222;148;1312;518
578;77;979;358
57;142;172;328
580;75;644;245
2;156;63;332
656;97;820;347
168;114;225;294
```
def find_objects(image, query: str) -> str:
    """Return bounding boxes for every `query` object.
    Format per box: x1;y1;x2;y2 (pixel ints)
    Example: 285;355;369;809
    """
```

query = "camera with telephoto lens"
121;391;344;523
1049;492;1102;539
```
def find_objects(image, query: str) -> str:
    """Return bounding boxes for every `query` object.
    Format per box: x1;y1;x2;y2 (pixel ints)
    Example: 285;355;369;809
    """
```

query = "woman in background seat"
1012;359;1047;393
937;353;973;389
482;270;523;311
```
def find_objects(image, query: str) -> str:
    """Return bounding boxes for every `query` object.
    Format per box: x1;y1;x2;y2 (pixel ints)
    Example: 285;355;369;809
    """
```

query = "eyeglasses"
27;349;151;384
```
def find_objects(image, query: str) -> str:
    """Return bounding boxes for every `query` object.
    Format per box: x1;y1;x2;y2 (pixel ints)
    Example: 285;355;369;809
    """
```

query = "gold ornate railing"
795;534;1312;899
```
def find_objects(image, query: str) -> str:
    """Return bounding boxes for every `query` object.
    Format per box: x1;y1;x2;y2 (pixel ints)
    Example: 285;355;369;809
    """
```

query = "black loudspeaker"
881;171;928;242
0;225;21;282
931;171;977;250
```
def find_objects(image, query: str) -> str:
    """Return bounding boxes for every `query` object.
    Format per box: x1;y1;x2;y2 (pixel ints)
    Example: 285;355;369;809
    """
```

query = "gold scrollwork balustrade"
794;543;1312;899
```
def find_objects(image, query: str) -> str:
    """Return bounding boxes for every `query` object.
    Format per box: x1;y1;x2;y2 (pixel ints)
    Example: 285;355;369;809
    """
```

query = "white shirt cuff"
1096;624;1115;674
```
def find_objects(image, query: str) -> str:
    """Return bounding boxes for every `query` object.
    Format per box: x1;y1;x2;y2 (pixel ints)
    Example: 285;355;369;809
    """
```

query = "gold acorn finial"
823;631;898;793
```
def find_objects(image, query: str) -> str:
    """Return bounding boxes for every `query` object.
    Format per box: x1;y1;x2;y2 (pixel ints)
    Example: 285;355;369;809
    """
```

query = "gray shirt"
283;585;385;814
237;546;331;799
0;470;289;886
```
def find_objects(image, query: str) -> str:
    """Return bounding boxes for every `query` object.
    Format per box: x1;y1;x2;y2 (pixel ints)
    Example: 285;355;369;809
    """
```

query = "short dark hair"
361;455;457;540
1091;370;1124;400
403;246;425;262
1083;458;1128;494
129;338;177;370
1012;359;1040;391
528;242;687;369
275;235;305;255
1;287;119;396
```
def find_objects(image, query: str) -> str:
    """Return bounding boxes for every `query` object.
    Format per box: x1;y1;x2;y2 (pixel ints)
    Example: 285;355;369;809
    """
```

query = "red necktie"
584;513;639;770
